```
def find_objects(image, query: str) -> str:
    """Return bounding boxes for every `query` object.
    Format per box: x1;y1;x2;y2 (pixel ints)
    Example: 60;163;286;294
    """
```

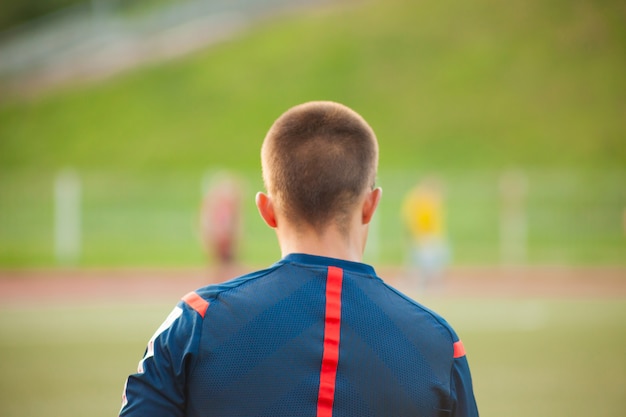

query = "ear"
362;187;382;225
255;192;278;228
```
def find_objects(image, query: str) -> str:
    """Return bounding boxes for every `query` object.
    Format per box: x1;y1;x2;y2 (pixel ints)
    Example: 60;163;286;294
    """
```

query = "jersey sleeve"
450;340;479;417
119;292;208;417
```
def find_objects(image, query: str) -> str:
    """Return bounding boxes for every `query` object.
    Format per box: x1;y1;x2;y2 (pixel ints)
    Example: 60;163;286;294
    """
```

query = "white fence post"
499;169;528;266
54;168;81;265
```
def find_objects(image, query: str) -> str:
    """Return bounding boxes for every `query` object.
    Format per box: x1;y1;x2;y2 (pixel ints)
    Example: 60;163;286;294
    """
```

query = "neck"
276;222;368;263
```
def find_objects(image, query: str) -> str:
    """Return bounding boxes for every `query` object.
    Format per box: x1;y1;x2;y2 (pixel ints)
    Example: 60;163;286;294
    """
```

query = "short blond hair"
261;101;378;230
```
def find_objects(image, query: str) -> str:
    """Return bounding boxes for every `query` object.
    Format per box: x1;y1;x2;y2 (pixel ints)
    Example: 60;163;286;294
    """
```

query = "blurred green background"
1;0;624;268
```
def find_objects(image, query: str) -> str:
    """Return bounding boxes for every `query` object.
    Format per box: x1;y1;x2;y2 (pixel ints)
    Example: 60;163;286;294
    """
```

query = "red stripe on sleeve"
453;340;466;358
316;266;344;417
182;291;210;318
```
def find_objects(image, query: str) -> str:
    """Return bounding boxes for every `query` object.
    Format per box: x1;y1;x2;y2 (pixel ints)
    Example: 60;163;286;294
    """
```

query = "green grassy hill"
0;0;624;267
1;0;624;172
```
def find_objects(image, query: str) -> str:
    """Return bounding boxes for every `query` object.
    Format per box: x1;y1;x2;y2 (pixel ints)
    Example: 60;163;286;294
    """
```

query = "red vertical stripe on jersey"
182;291;210;318
317;266;344;417
453;340;466;358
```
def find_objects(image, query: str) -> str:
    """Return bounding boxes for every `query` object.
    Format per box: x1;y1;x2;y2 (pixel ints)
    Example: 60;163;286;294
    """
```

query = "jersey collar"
278;253;377;276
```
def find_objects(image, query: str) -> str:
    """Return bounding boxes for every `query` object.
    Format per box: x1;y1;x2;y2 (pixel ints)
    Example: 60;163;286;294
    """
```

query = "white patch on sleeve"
120;379;128;410
137;306;183;373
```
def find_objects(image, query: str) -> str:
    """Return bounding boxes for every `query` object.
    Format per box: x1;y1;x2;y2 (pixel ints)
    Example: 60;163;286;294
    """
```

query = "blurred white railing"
0;0;327;93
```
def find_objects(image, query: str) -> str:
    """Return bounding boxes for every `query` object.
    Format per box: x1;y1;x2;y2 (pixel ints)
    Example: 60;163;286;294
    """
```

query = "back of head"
261;101;378;231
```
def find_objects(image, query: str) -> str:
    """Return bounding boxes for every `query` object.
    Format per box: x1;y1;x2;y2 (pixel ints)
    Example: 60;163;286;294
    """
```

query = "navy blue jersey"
120;254;478;416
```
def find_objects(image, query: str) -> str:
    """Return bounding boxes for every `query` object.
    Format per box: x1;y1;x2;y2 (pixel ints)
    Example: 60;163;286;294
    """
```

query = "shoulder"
382;282;461;343
179;265;280;314
395;289;468;360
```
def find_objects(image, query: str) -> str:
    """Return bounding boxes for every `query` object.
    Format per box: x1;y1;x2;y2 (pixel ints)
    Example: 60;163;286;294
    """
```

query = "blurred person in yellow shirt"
402;177;450;291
